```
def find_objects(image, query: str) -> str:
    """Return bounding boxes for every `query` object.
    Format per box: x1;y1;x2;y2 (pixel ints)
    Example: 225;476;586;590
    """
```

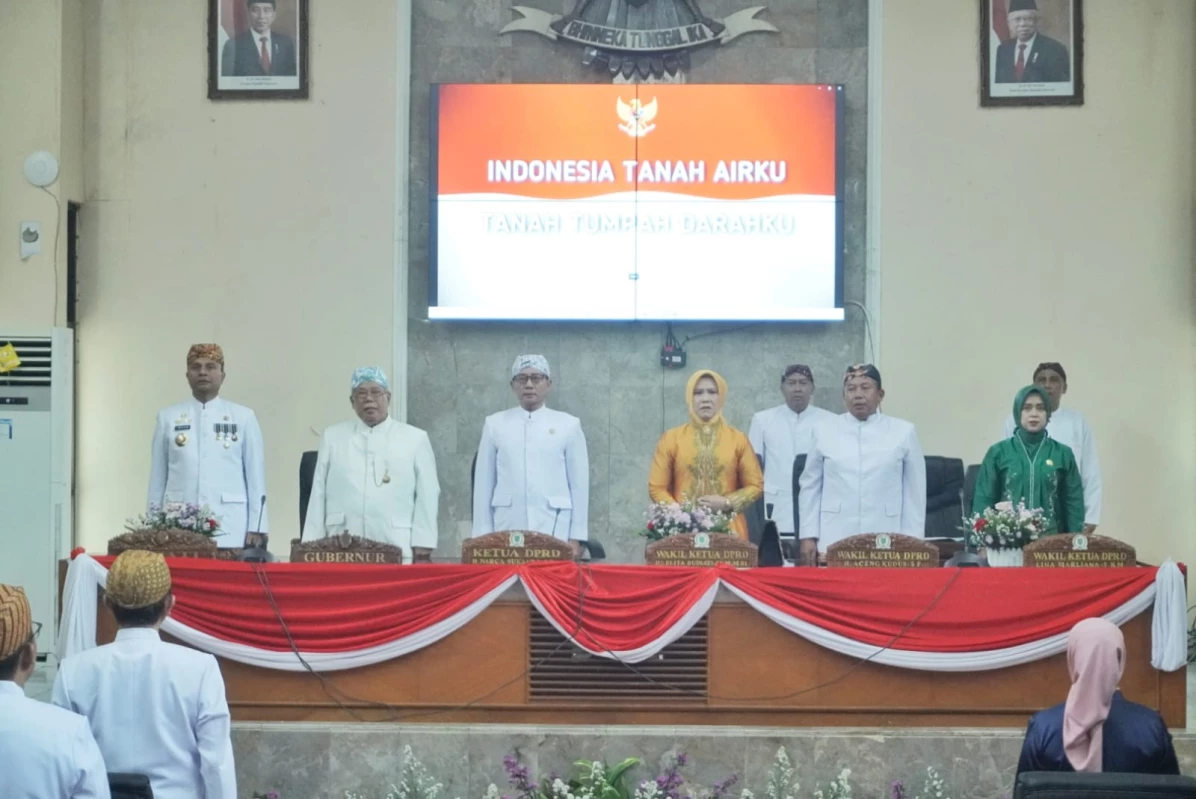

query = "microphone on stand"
550;508;562;538
239;495;272;563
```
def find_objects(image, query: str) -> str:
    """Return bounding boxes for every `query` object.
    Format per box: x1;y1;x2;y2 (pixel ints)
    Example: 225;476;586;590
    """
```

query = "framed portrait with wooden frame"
209;0;309;100
981;0;1083;107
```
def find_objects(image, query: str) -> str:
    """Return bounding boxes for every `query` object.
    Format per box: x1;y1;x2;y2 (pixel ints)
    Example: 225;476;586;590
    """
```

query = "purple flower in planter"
711;774;740;799
503;753;537;799
890;781;905;799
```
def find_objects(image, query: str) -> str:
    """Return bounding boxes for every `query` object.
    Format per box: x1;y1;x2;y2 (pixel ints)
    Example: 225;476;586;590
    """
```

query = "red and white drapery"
58;555;1188;674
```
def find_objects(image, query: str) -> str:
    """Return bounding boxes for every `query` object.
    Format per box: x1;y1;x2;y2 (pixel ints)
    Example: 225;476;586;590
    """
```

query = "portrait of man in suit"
994;0;1071;83
220;0;298;77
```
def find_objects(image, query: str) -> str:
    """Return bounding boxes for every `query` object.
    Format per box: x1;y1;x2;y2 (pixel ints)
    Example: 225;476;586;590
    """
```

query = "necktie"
1014;43;1026;81
259;36;271;73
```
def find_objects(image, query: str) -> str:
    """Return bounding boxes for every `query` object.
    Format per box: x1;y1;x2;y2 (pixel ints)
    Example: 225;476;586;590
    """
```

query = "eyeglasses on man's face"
352;389;388;401
512;374;549;386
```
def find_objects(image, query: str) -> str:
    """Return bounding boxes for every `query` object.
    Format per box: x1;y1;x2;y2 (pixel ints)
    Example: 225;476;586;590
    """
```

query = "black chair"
108;773;153;799
789;453;808;538
962;463;981;516
298;449;318;530
1014;771;1196;799
924;455;965;539
471;451;478;499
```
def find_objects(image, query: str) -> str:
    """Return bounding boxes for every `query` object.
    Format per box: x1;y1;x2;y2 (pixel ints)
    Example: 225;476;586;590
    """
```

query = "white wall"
879;0;1196;570
71;0;400;550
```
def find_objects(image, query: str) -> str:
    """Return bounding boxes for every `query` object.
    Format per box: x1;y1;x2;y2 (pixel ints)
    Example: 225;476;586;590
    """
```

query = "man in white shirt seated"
748;364;836;553
0;584;110;799
53;551;236;799
799;364;927;557
1002;361;1101;533
472;354;589;557
301;366;441;562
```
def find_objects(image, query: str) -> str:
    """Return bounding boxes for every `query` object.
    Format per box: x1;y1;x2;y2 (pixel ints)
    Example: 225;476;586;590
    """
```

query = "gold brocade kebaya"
648;370;763;539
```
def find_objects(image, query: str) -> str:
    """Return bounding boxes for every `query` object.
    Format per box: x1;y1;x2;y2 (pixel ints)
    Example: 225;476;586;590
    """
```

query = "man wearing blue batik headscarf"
301;367;441;562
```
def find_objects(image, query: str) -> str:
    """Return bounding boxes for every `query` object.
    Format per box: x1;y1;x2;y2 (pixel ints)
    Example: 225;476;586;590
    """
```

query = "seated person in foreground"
648;369;763;539
1017;618;1179;775
973;385;1084;534
53;551;237;799
0;584;110;799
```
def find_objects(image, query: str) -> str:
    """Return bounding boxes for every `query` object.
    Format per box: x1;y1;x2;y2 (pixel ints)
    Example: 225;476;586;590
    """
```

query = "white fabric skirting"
56;555;1188;674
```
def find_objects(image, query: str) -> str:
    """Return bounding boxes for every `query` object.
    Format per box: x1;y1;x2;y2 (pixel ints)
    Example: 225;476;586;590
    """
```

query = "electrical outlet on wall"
20;222;41;260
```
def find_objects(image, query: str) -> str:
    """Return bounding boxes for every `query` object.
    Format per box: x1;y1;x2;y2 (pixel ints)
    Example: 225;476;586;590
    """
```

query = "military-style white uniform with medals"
147;397;267;548
472;406;589;541
300;417;440;563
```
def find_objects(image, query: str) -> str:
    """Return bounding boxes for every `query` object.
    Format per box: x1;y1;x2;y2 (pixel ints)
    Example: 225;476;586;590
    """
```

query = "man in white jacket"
799;364;926;556
1001;361;1101;532
146;344;267;549
472;354;589;557
301;366;441;563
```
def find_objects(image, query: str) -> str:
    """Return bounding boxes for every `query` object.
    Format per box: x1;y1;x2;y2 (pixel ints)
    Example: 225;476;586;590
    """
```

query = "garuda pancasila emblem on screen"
501;0;777;79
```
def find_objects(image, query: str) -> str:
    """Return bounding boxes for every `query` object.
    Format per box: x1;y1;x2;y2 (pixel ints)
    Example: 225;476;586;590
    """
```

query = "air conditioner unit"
0;329;74;649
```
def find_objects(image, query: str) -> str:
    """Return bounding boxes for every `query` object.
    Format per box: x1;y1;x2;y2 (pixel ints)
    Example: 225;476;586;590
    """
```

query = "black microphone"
550;508;562;538
239;495;271;563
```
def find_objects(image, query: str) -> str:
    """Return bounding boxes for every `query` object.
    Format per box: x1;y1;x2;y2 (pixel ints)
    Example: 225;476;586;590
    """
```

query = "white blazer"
799;412;927;552
0;680;110;798
301;417;441;562
147;396;267;548
472;406;590;541
52;628;236;799
1002;407;1101;524
748;404;836;533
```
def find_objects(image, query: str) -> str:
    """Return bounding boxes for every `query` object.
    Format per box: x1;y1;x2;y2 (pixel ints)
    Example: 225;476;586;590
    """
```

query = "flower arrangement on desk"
641;500;734;541
126;503;223;538
963;500;1045;551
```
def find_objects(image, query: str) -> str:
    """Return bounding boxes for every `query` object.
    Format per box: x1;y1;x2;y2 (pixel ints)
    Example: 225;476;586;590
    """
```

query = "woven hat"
106;551;173;610
0;585;33;660
187;343;224;365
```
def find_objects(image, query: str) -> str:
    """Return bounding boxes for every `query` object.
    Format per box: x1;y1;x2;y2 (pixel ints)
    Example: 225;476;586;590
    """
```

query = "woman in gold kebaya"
648;370;763;539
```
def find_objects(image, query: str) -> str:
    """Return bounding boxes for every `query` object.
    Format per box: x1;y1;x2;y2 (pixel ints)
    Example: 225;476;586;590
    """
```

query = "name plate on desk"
1023;534;1135;568
645;533;758;568
462;531;573;564
108;529;218;559
826;534;938;568
290;533;403;564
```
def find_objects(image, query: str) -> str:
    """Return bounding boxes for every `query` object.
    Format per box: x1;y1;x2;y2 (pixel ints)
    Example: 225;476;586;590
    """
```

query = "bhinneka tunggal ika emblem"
502;0;778;79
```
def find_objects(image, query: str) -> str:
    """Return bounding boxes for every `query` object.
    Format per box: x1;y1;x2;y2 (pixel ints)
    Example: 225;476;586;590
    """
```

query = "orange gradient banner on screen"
435;84;838;201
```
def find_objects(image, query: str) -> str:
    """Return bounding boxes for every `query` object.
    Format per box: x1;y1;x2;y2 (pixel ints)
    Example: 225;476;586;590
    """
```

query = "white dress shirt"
472;406;589;540
748;403;836;533
51;628;235;799
301;416;441;562
1002;406;1101;524
799;412;927;552
0;680;110;799
147;396;268;548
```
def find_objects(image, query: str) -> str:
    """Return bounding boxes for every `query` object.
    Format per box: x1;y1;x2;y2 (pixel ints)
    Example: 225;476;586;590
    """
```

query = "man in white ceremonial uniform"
1001;361;1101;532
472;354;589;557
0;584;110;799
53;551;236;799
799;364;926;557
302;367;441;563
748;364;836;547
147;344;268;549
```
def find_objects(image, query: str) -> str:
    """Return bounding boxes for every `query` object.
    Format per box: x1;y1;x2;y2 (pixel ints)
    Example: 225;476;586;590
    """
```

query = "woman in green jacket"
973;385;1085;534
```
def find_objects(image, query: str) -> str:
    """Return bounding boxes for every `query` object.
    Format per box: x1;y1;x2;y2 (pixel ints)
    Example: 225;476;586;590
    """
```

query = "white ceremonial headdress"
511;354;550;379
351;366;390;391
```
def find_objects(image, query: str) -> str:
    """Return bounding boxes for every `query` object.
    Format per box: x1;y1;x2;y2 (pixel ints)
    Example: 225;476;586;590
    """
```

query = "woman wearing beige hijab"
1016;618;1178;774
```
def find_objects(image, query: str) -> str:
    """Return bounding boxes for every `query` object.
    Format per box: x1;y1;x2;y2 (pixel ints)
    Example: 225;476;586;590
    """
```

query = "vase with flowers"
963;500;1046;567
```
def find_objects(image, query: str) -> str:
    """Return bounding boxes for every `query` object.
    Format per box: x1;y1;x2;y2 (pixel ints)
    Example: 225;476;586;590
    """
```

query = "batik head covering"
843;363;882;390
1063;618;1126;772
685;369;727;427
0;585;32;660
350;366;390;392
511;354;550;379
187;344;224;365
105;551;173;610
1034;361;1067;383
782;364;814;384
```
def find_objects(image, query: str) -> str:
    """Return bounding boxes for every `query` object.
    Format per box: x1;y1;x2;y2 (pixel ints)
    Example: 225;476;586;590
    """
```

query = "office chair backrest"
790;453;808;536
924;455;965;539
962;463;981;516
1014;771;1196;799
108;772;154;799
299;450;318;530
